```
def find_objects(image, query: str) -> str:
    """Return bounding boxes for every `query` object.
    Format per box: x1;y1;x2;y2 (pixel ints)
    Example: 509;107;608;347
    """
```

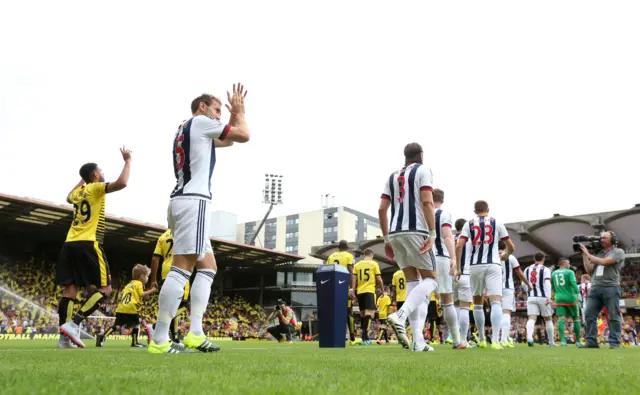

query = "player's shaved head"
534;251;545;263
338;240;349;251
558;258;570;268
433;188;444;203
454;218;466;232
363;248;374;258
474;200;489;214
191;93;222;115
79;163;98;183
404;143;423;165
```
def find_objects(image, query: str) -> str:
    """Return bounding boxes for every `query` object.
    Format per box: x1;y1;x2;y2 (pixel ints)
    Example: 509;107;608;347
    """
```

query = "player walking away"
523;252;555;347
432;189;466;349
148;229;192;344
392;269;407;311
150;84;251;355
453;218;473;346
456;201;514;350
351;249;383;345
56;147;132;348
579;274;591;325
499;240;531;348
551;258;582;347
97;265;157;348
380;143;438;353
376;287;392;344
326;240;357;345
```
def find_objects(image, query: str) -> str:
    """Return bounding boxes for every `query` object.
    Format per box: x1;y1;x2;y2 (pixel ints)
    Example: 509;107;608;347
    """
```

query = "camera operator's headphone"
608;231;619;246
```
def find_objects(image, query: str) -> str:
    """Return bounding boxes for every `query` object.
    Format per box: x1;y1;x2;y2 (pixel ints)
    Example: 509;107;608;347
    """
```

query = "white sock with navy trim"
153;267;190;345
190;269;216;336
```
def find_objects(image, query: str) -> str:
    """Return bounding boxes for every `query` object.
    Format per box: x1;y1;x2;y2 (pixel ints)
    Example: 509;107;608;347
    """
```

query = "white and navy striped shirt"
434;209;453;257
579;282;591;304
171;115;230;200
524;264;551;298
459;216;509;266
455;232;471;275
502;255;521;290
381;163;433;236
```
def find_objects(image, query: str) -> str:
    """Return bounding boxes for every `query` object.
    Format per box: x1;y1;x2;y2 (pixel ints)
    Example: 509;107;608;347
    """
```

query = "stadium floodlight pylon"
249;174;283;246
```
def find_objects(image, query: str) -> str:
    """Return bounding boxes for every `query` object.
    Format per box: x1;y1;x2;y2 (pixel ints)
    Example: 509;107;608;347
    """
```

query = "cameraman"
579;231;625;349
267;299;297;344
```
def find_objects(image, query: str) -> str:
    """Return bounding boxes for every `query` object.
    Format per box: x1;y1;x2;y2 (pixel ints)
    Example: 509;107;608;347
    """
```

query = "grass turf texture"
0;340;639;394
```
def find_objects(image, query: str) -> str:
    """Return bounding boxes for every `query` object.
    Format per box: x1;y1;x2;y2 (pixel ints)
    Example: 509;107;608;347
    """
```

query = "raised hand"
418;238;433;255
225;82;247;115
120;146;132;162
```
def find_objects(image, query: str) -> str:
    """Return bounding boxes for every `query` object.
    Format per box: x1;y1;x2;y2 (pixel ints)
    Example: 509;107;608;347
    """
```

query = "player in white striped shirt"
499;240;531;347
432;189;466;349
379;143;438;352
523;252;555;347
453;218;473;345
455;200;515;350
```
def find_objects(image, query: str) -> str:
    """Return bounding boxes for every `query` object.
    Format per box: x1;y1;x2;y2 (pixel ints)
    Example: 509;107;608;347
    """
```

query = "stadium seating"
0;252;269;338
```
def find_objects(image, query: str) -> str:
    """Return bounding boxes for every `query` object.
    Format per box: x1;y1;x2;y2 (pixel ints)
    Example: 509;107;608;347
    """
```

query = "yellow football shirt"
354;259;381;294
116;280;144;315
392;270;407;302
66;182;107;243
154;229;190;299
377;295;392;319
327;251;354;270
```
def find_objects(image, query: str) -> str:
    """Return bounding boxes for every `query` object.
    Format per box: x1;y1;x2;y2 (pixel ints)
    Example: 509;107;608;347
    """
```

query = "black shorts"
114;313;140;328
56;241;111;287
397;301;404;311
357;293;376;311
428;302;441;322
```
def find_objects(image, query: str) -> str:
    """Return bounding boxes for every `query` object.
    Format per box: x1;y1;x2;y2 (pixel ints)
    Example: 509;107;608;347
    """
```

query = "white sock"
409;301;428;347
443;303;460;345
501;312;511;343
490;302;503;345
189;269;216;336
397;278;437;323
459;307;470;342
545;319;555;345
526;319;535;342
473;306;485;341
153;267;190;345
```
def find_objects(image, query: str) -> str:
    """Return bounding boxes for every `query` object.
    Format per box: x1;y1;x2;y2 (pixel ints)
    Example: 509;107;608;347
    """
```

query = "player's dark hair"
498;240;506;250
338;240;349;251
79;163;98;183
191;93;221;115
454;218;466;232
558;257;570;266
474;200;489;213
534;251;545;262
363;248;374;257
404;143;423;165
433;188;444;203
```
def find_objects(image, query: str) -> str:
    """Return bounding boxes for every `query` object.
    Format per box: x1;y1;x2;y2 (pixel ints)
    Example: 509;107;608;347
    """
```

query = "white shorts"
470;264;502;297
527;297;553;317
454;274;472;303
436;256;453;294
502;288;516;311
388;233;435;271
168;198;213;261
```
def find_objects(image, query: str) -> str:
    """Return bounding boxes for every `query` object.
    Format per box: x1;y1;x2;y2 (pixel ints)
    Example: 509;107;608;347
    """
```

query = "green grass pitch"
0;340;639;394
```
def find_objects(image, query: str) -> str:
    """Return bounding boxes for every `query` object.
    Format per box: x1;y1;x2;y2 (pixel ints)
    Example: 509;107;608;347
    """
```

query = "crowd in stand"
2;249;640;344
0;254;270;339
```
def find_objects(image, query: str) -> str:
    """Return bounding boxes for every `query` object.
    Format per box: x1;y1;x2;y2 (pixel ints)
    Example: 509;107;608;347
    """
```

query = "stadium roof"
310;205;640;268
0;193;303;266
